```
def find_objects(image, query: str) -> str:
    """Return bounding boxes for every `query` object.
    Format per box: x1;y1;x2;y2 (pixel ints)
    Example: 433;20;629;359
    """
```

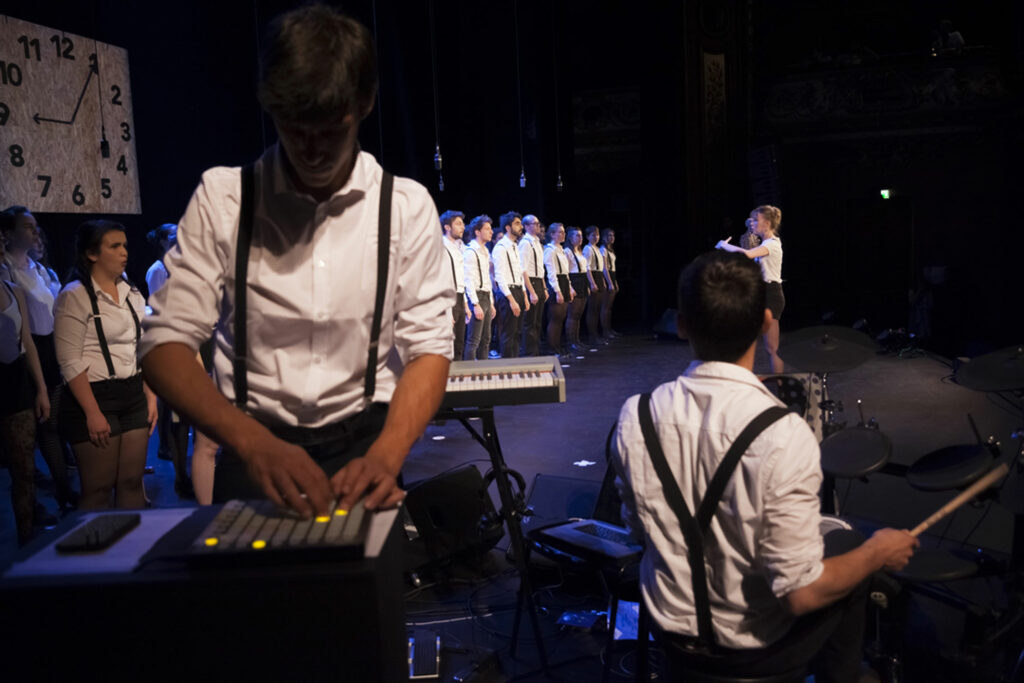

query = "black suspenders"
86;280;141;378
475;247;484;288
636;393;789;653
232;164;394;409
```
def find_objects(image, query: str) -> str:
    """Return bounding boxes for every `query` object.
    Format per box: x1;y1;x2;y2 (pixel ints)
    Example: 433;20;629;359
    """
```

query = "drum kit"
771;330;1024;682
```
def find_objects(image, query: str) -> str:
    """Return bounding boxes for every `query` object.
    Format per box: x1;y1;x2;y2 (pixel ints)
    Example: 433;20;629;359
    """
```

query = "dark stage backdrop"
2;1;1021;352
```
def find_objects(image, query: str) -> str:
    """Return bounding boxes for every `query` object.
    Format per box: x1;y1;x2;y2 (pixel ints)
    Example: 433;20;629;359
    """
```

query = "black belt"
264;402;389;449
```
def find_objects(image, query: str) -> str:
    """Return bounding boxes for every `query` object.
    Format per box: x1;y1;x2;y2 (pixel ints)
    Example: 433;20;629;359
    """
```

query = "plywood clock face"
0;15;142;213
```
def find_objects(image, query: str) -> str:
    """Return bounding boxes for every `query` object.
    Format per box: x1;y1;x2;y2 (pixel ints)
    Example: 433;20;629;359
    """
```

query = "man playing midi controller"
141;4;454;518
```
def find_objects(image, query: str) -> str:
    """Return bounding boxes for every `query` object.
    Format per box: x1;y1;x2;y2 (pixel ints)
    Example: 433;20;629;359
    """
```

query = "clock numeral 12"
50;35;75;60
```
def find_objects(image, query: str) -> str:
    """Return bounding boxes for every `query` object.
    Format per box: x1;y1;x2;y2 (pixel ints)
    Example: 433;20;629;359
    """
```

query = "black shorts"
592;273;607;293
569;273;589;300
766;282;785;320
58;375;149;444
609;271;618;289
548;274;571;302
0;355;35;417
31;333;61;391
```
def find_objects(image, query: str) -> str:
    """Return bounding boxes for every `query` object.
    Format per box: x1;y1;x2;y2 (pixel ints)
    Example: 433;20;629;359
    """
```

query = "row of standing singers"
440;211;620;362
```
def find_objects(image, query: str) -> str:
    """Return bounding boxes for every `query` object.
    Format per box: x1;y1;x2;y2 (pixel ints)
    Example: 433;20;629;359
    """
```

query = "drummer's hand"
868;528;919;571
239;431;333;518
330;451;405;513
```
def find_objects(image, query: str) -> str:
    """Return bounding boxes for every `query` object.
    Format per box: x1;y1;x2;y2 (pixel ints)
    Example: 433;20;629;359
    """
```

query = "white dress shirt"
141;145;454;428
55;278;145;382
3;255;56;335
759;238;783;283
1;282;25;363
146;259;169;297
491;235;524;296
602;246;617;273
442;236;465;295
583;243;605;274
612;361;824;649
518;233;545;280
463;241;489;306
565;248;588;274
543;243;569;293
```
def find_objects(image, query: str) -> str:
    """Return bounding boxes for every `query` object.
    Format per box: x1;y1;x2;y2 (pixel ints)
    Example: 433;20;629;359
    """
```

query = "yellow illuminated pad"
335;509;348;516
204;537;218;547
315;515;330;523
251;540;267;550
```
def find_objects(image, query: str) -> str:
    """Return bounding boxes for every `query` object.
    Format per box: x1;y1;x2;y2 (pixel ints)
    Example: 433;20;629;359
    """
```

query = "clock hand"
33;63;97;127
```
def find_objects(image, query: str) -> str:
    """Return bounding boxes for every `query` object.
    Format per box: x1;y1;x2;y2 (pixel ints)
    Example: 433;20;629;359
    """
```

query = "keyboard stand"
436;405;549;671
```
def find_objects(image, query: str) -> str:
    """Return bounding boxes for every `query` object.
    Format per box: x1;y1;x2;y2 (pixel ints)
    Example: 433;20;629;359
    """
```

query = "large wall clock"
0;15;141;213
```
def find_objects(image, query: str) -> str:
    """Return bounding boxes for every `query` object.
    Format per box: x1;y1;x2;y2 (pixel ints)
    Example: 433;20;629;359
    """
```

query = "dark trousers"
212;403;389;502
464;291;493;360
522;277;546;356
661;529;868;683
452;292;466;361
495;286;525;359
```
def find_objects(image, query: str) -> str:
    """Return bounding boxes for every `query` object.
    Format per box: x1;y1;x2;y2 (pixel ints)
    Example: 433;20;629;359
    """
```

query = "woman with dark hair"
583;225;610;344
717;204;785;373
1;206;76;512
0;234;50;544
599;227;620;338
54;220;157;509
543;223;573;358
564;227;593;353
145;223;177;298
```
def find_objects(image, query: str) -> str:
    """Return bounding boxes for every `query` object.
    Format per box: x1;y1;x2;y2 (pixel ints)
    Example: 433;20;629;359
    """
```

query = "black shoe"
144;465;155;475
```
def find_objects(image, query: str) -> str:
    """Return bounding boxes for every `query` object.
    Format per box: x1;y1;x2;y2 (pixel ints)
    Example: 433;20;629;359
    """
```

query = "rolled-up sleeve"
53;285;92;382
391;182;455;363
758;420;825;597
140;168;234;360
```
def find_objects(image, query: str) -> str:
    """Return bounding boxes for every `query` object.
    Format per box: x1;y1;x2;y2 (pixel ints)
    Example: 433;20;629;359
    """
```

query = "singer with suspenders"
140;5;454;519
610;251;918;682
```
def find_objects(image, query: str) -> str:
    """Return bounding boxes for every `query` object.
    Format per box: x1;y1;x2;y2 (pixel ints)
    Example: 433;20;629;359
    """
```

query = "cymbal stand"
817;371;847;438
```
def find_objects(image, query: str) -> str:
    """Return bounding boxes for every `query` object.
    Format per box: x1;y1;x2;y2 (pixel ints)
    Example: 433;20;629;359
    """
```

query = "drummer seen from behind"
140;4;454;518
611;251;918;681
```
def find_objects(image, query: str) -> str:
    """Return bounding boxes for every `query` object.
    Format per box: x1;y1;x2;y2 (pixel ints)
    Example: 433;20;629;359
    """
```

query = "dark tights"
1;409;37;544
546;297;568;352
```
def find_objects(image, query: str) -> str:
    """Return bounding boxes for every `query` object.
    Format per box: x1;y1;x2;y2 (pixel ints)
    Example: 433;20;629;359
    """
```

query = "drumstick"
910;462;1009;537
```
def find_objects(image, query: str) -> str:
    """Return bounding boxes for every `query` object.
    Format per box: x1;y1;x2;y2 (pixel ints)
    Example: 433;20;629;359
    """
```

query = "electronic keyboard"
441;356;566;408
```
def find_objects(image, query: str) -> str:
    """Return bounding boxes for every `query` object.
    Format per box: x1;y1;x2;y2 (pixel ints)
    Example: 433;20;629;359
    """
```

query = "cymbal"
955;345;1024;392
779;326;875;373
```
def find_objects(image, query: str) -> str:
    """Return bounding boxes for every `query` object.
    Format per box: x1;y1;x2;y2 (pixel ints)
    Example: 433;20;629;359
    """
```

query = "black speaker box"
403;465;503;570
